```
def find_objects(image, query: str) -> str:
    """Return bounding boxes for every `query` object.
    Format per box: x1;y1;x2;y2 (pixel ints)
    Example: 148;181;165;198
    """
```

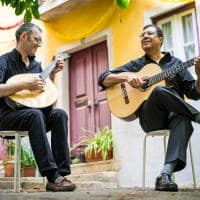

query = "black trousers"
0;107;71;176
138;86;199;172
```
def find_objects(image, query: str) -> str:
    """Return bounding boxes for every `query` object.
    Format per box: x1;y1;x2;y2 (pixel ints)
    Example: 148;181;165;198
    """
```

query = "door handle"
87;100;93;109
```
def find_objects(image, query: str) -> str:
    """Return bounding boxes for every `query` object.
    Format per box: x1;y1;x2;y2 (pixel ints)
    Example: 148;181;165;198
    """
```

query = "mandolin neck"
39;60;57;80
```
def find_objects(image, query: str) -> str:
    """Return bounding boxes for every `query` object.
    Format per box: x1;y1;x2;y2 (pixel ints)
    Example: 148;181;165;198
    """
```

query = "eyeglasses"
33;37;42;45
28;34;42;45
139;31;157;38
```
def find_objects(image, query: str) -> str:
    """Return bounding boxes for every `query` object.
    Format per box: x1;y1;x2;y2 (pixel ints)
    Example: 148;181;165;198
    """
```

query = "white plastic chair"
142;129;196;189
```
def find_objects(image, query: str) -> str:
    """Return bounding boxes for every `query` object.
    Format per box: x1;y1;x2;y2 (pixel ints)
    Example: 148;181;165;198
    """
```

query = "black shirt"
0;48;42;116
98;52;200;100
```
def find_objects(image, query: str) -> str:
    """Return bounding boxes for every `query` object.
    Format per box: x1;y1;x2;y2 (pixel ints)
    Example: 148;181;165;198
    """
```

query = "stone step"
0;177;45;190
0;177;45;183
0;180;45;190
69;171;118;183
75;181;118;190
0;171;118;183
71;160;120;174
0;160;120;191
0;181;118;192
0;171;119;191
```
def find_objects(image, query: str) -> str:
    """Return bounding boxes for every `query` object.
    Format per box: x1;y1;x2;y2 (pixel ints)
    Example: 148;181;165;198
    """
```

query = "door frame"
56;28;114;146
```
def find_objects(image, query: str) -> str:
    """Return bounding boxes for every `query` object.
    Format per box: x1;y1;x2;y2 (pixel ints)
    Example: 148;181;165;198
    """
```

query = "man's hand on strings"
126;74;146;88
50;56;65;80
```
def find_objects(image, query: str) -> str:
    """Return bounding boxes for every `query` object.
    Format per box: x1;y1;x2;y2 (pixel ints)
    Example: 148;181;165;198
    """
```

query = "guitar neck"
39;60;57;80
148;58;195;87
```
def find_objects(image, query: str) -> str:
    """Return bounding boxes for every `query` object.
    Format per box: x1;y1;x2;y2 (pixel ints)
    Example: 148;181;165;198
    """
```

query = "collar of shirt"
12;48;35;65
144;51;171;64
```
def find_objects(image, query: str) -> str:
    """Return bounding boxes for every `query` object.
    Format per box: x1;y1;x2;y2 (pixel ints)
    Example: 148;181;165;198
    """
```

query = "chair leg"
14;136;17;192
142;135;147;189
189;141;196;189
17;134;21;192
14;133;21;192
163;136;167;155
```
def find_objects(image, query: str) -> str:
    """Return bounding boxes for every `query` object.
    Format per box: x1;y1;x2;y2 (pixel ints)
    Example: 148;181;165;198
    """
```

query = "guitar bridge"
120;83;130;104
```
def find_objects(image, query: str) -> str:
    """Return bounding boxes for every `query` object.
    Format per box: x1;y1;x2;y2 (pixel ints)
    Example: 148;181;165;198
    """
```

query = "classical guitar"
106;58;195;120
5;55;66;109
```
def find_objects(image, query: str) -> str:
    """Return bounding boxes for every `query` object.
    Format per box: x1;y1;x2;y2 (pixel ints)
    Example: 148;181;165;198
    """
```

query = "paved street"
0;188;200;200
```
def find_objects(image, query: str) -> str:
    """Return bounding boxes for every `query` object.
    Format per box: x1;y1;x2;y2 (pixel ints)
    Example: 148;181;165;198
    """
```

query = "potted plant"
3;141;37;177
84;127;113;162
20;144;37;177
3;141;15;177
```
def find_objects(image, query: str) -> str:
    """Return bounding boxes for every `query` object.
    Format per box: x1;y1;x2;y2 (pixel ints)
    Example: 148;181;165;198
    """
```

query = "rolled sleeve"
98;70;112;90
98;60;140;90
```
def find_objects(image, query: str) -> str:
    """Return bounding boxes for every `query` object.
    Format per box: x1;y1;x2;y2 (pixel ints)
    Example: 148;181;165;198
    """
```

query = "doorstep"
71;159;121;174
0;160;121;191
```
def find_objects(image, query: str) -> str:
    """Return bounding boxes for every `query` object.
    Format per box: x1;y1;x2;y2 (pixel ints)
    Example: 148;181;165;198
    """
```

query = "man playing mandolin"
99;24;200;192
0;23;75;192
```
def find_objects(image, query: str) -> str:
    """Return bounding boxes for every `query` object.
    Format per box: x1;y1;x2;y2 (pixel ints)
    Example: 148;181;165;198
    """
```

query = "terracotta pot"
21;167;36;177
85;149;113;162
4;163;14;177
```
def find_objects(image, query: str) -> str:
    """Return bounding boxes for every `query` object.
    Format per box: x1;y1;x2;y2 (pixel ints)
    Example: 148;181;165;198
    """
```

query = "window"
157;9;198;77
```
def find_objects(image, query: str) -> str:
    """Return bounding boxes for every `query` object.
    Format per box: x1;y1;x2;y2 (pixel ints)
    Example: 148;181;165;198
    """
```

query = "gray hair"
143;24;164;38
15;23;42;42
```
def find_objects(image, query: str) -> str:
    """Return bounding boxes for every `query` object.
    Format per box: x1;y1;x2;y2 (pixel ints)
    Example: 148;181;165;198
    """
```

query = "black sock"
46;170;61;183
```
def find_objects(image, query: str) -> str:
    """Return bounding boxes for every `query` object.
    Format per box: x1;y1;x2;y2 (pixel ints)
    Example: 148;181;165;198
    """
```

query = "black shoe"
46;176;76;192
155;173;178;192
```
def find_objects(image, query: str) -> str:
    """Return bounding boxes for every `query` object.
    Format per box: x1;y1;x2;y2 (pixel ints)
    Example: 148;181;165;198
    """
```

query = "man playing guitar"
0;23;75;192
99;24;200;192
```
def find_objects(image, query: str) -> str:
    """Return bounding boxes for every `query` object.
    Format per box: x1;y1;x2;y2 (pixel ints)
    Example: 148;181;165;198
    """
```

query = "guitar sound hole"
141;79;150;90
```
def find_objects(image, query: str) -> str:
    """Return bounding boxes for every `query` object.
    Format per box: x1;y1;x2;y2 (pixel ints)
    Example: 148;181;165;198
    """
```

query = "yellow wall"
0;0;194;67
42;0;163;67
43;0;115;63
110;0;161;65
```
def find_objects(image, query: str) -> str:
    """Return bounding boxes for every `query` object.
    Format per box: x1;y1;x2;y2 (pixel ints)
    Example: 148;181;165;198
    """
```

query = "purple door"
69;41;111;145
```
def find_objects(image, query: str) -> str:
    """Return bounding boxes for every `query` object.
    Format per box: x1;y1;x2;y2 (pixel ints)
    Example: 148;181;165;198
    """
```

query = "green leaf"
84;127;113;160
11;0;18;8
24;8;32;22
31;5;40;19
15;1;25;16
25;0;32;6
1;0;5;6
5;0;10;6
